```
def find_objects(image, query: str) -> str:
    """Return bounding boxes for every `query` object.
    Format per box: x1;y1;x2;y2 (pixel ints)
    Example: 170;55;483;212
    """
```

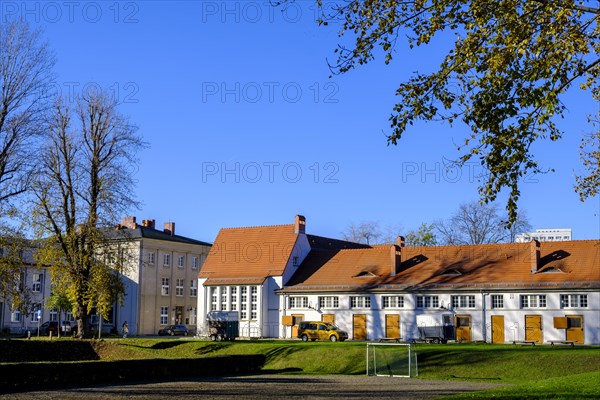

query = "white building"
199;216;600;345
516;228;572;242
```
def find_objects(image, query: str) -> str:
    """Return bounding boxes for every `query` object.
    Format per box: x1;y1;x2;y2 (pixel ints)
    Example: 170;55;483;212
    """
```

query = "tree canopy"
307;0;599;223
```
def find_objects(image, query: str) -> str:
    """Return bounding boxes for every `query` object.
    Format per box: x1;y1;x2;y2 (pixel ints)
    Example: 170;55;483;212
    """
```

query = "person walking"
122;321;129;338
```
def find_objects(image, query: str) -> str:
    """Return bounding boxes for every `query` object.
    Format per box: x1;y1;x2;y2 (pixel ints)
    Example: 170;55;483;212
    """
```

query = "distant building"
516;229;572;243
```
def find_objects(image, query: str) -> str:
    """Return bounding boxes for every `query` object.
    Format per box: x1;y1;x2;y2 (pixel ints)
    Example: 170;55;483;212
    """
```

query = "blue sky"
8;0;599;242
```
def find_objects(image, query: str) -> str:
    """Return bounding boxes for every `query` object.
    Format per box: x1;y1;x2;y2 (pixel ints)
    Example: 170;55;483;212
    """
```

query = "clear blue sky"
10;0;599;242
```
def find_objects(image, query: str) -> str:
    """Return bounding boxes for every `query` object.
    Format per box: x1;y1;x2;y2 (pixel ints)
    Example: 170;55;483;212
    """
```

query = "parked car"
297;321;348;342
38;321;73;336
158;324;189;336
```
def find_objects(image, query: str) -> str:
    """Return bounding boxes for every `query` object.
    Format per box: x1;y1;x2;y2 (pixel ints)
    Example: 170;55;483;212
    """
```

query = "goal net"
366;343;418;377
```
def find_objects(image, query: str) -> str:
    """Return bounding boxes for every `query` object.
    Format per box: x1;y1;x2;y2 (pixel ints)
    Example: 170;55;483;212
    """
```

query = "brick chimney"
530;239;540;273
142;219;156;229
294;215;306;234
390;244;402;277
164;222;175;236
121;216;138;230
396;235;406;247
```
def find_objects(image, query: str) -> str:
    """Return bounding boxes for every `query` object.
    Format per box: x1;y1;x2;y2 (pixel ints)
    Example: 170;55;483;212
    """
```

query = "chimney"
121;216;137;230
396;235;406;247
142;219;156;229
530;239;540;273
294;215;306;234
390;244;402;276
164;222;175;236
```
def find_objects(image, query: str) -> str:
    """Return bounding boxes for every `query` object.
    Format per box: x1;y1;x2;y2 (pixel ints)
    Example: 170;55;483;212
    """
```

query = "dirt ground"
0;374;503;400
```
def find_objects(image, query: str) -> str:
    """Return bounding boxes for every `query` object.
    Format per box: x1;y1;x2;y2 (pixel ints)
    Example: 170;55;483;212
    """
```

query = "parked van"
297;321;348;342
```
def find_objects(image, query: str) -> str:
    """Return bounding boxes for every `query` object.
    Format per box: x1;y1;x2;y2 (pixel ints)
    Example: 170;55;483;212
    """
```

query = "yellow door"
322;314;335;324
385;314;400;338
525;315;542;343
455;315;472;342
291;314;304;338
491;315;505;344
566;315;584;344
353;314;367;340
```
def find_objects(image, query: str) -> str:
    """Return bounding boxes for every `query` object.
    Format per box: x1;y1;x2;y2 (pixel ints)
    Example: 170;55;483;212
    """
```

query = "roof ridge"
219;223;295;230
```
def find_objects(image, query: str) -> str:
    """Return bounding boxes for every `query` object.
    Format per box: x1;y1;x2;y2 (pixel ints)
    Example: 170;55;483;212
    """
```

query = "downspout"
481;290;487;343
137;239;143;335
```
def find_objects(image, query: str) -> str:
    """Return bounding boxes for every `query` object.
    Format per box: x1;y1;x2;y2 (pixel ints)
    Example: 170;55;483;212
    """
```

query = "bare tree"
341;221;382;244
435;201;532;245
32;93;145;338
0;19;55;206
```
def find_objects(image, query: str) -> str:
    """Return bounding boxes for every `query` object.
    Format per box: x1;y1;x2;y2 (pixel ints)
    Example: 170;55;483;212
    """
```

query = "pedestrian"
122;321;129;338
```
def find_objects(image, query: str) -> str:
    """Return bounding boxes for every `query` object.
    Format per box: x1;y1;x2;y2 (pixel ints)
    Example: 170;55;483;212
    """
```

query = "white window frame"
560;294;588;308
160;306;168;325
190;280;198;297
161;278;170;296
318;296;339;309
416;295;439;308
350;296;371;309
192;257;199;270
382;295;404;309
163;254;170;267
491;295;504;309
32;273;43;293
520;294;547;308
240;287;248;319
148;252;155;265
289;296;308;309
11;309;21;322
230;286;237;311
31;304;42;322
177;255;185;268
175;278;184;296
451;295;476;309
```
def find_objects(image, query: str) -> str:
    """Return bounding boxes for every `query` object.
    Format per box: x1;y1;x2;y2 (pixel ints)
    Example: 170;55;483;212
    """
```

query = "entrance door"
322;314;335;324
525;315;542;343
455;315;472;342
291;314;304;338
491;315;505;344
385;314;400;338
175;306;183;324
566;315;584;344
353;314;367;340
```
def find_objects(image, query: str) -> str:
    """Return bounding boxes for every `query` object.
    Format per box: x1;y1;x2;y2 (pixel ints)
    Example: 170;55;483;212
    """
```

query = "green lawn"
3;338;599;399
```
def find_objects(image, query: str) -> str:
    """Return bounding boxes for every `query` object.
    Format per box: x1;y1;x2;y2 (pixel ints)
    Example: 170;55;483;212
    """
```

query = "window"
251;286;258;320
32;273;43;292
148;252;155;265
189;307;197;325
289;296;308;309
318;296;339;309
160;306;168;325
192;257;199;270
210;287;218;311
11;310;21;322
221;288;228;310
520;295;547;308
161;278;170;296
451;295;476;308
382;296;404;308
416;295;439;308
163;254;170;267
31;304;42;322
350;296;371;309
491;295;504;309
561;294;588;308
190;280;197;297
230;287;237;311
175;279;184;296
49;310;58;321
178;255;185;268
240;287;247;319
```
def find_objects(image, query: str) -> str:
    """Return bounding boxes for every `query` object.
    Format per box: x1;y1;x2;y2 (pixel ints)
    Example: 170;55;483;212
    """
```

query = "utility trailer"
413;314;455;344
206;311;239;341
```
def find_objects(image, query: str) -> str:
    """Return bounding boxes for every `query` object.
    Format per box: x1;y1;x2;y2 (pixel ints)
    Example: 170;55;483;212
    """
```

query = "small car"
158;324;190;336
297;321;348;342
39;321;72;335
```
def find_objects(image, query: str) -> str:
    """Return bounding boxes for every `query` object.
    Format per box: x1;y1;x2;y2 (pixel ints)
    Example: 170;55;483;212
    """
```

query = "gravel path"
0;375;503;400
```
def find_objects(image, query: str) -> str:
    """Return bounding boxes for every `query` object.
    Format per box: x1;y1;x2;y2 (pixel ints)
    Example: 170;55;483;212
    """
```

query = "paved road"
0;375;502;400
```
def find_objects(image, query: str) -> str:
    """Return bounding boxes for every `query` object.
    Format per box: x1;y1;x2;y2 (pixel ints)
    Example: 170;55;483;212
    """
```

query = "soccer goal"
366;342;418;378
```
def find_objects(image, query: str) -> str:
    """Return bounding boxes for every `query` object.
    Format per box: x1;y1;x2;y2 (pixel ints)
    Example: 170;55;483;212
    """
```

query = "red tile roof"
199;224;299;285
283;240;600;292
